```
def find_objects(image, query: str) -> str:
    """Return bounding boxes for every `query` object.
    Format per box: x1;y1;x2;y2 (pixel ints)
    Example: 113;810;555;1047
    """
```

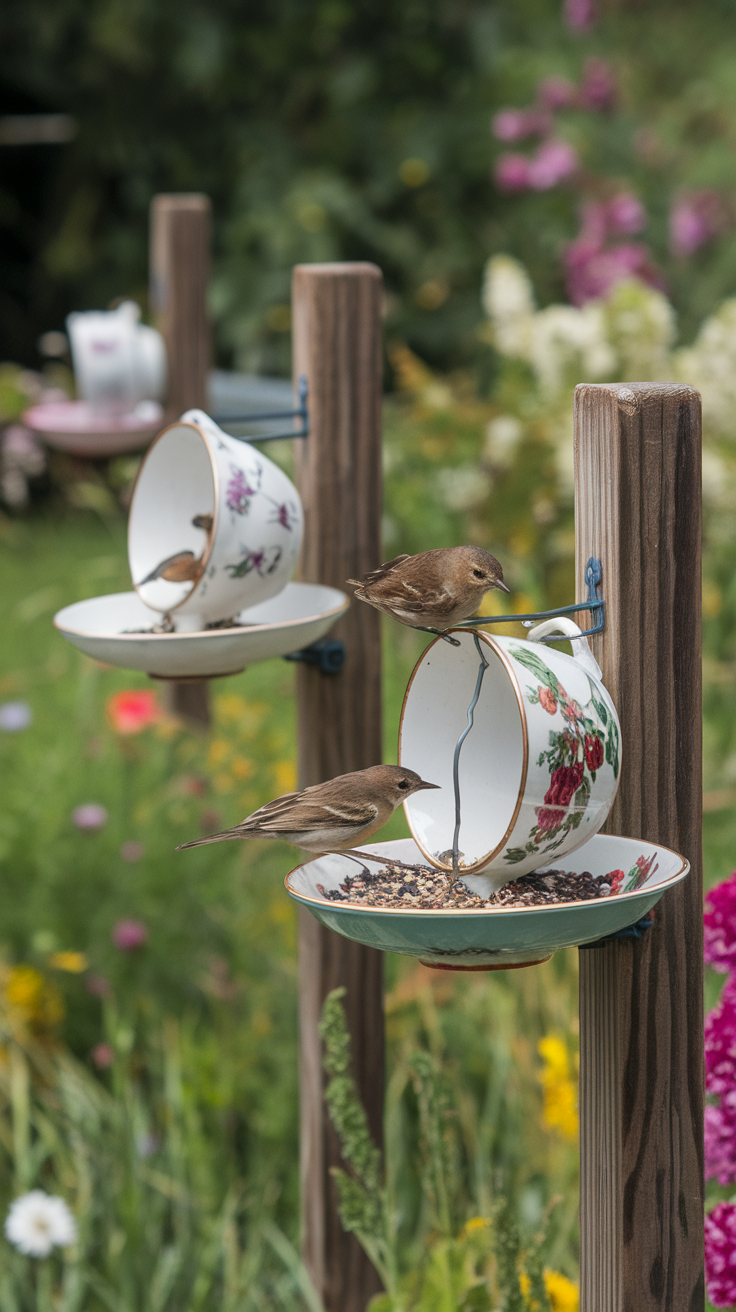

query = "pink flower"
85;974;112;998
120;841;145;863
91;1043;114;1069
705;1098;736;1184
545;762;584;808
704;872;736;973
492;108;549;142
106;690;160;735
580;58;616;111
111;919;148;952
706;974;736;1095
494;153;531;191
563;0;596;32
564;239;665;306
527;140;579;190
536;806;566;833
705;1201;736;1307
537;76;577;111
607;193;647;236
538;687;558;715
72;804;108;831
670;190;723;257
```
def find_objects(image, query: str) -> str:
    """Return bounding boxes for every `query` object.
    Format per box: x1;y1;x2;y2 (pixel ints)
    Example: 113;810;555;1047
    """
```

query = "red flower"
537;806;566;832
561;697;584;722
584;734;604;771
544;762;584;809
538;687;558;715
106;690;161;735
608;869;625;894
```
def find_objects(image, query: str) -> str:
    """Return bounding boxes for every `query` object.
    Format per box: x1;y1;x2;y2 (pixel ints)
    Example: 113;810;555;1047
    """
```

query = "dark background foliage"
4;0;736;376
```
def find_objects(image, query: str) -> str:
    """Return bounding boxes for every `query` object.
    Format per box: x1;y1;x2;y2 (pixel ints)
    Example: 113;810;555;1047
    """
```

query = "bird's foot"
415;625;461;647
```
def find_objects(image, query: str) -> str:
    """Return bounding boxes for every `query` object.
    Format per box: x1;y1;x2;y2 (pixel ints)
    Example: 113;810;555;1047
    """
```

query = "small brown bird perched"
176;764;439;856
348;546;509;634
138;513;213;586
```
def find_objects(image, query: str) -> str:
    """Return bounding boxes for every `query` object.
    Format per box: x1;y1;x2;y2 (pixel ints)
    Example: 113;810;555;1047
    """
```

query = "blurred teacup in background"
66;301;167;412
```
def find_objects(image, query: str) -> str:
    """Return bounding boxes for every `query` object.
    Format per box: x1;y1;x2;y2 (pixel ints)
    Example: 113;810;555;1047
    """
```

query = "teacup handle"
526;616;602;681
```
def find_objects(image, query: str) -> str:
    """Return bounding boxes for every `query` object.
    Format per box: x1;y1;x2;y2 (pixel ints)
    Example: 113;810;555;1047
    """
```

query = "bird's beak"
417;780;441;791
495;579;511;593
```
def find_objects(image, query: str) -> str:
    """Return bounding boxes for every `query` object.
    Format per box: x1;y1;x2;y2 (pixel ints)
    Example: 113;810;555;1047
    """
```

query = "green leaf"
509;647;560;696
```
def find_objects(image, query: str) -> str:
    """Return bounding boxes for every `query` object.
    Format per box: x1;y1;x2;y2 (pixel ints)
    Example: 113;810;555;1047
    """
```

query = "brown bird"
176;764;439;857
348;546;509;634
138;514;213;586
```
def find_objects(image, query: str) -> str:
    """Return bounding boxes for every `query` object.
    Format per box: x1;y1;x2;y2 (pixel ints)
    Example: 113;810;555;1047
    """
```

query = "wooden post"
574;384;704;1311
150;194;212;729
292;263;384;1312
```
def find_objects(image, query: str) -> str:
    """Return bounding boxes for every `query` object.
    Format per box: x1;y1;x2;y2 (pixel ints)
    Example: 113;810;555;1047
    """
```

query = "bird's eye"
472;569;485;579
397;778;410;790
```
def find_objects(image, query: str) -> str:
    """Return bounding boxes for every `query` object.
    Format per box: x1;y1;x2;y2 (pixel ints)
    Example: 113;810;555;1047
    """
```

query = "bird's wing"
242;794;380;835
139;551;196;585
347;555;410;588
364;576;459;618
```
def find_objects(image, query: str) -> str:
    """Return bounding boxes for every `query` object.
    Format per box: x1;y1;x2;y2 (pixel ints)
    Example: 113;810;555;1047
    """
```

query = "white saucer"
54;583;349;678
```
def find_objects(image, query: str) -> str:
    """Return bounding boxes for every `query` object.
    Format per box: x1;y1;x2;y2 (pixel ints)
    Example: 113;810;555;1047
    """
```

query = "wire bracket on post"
283;639;345;675
458;556;605;642
212;375;309;444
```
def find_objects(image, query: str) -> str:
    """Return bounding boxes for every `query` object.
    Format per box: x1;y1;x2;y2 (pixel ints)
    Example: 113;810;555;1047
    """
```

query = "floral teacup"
128;409;303;630
398;618;620;882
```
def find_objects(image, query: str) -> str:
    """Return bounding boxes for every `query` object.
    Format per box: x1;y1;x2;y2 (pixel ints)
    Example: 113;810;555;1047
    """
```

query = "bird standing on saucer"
176;764;439;857
138;513;213;586
348;546;509;635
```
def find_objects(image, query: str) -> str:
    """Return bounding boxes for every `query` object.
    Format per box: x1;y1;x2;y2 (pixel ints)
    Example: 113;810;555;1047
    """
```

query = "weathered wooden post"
292;263;384;1312
575;384;704;1310
150;194;212;729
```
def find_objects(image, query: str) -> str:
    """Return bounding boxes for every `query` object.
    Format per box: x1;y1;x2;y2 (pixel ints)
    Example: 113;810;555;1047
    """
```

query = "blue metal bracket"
213;375;309;444
283;638;345;675
457;556;604;643
579;912;654;948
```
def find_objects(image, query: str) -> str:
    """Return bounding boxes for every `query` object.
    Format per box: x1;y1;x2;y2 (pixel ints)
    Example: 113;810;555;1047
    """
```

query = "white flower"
439;465;492;512
481;255;535;357
4;1191;77;1257
484;415;523;466
529;302;615;397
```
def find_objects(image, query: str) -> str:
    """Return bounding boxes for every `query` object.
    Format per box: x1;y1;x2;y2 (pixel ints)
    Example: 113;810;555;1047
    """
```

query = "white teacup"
128;409;303;630
399;618;621;881
67;301;166;410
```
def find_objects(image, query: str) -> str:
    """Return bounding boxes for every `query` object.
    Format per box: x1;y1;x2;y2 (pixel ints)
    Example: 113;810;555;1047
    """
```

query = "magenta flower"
536;76;577;111
111;919;148;952
494;153;531;192
704;872;736;974
607;193;647;236
705;1098;736;1184
72;804;108;831
564;240;664;306
563;0;596;32
580;57;616;112
492;108;548;143
705;974;736;1095
670;191;723;257
705;1202;736;1307
527;140;579;190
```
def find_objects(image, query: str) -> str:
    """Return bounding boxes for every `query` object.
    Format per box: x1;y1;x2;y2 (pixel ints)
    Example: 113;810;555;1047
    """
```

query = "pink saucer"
24;400;163;457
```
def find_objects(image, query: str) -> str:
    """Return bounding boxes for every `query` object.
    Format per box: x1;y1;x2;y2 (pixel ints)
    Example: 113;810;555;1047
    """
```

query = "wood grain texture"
150;194;212;728
575;383;704;1312
292;263;384;1312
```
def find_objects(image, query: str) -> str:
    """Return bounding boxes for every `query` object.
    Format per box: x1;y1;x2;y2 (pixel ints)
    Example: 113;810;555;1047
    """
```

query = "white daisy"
4;1190;77;1257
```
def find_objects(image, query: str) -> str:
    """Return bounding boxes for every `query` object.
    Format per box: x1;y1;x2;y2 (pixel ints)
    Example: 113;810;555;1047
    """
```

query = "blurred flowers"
0;701;32;731
72;803;108;831
670;190;725;258
106;689;161;735
48;951;87;973
111;919;148;952
704;872;736;973
2;964;64;1036
537;1034;579;1141
120;840;145;862
91;1042;114;1069
544;1268;580;1310
706;1202;736;1308
4;1191;76;1257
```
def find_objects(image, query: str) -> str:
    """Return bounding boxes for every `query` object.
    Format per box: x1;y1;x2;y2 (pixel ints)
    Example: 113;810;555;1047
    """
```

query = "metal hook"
455;556;605;643
212;374;310;444
449;631;491;880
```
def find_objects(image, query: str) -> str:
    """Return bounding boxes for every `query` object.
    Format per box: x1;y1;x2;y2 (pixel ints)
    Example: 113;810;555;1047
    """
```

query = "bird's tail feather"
176;828;245;850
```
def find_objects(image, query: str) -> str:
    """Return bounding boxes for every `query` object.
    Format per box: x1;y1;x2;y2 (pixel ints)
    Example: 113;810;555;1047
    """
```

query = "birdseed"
316;863;618;910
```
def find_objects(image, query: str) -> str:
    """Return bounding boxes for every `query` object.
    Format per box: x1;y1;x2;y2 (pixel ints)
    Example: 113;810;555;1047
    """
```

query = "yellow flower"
3;965;64;1032
48;951;88;973
231;756;254;781
538;1034;579;1141
544;1269;579;1311
273;760;297;794
463;1216;491;1234
208;739;230;766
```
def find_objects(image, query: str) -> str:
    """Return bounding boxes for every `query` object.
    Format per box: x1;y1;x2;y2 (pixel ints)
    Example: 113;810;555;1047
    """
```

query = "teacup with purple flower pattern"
128;409;303;629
